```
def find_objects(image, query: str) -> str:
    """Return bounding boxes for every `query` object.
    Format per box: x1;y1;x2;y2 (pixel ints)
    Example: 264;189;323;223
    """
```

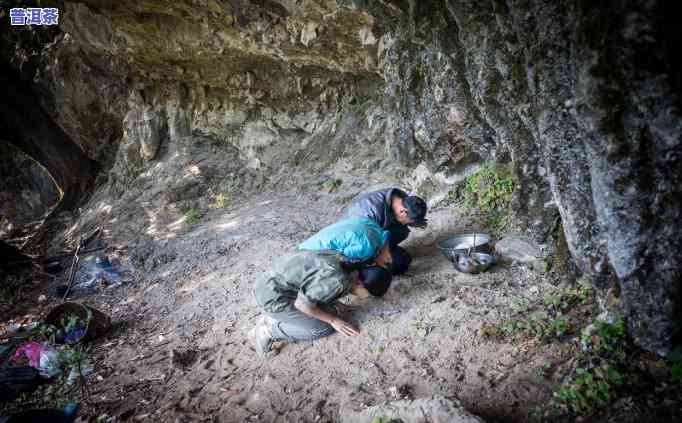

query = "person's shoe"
248;316;279;358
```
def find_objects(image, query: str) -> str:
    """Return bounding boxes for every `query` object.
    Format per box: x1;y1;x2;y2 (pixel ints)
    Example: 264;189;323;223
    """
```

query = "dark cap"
359;265;392;297
404;195;428;228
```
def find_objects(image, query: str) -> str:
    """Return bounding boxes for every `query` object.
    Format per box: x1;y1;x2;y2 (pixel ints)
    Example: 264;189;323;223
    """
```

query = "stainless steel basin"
437;233;492;258
452;252;495;274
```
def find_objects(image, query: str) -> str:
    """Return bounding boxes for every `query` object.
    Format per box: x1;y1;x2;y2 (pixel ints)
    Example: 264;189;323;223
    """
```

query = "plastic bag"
11;342;61;378
11;342;46;368
72;254;132;293
38;349;61;378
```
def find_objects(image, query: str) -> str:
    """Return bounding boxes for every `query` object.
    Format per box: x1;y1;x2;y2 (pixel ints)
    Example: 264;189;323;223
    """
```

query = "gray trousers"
265;307;337;342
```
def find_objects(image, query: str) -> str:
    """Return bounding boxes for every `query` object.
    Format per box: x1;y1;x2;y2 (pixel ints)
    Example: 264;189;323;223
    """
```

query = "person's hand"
329;318;360;337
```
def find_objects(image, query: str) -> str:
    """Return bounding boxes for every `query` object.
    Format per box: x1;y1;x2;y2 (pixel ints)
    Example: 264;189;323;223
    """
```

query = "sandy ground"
36;184;571;423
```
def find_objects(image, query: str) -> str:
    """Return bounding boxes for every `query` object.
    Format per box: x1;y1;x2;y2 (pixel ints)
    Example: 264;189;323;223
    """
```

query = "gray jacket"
344;188;410;245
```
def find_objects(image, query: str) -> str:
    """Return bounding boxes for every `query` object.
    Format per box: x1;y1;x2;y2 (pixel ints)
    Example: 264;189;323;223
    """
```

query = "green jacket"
254;251;352;313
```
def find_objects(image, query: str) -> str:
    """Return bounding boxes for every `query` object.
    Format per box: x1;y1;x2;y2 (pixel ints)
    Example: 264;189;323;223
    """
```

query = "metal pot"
437;233;492;258
452;252;496;274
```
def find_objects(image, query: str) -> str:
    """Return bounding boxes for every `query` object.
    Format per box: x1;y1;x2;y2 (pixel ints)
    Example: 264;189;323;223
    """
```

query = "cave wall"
0;142;59;236
357;0;682;354
1;0;680;353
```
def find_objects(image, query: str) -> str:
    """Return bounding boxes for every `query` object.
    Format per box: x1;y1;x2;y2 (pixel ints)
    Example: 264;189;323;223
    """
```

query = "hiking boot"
248;316;279;358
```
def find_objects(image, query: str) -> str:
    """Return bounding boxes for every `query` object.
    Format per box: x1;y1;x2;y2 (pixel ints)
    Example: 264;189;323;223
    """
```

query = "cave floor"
0;186;648;422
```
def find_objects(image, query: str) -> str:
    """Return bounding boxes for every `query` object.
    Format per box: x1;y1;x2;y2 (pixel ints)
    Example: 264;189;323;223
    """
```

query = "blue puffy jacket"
298;217;390;262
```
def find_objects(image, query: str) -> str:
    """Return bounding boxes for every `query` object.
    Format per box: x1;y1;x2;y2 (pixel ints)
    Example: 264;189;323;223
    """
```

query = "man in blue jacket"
344;188;427;275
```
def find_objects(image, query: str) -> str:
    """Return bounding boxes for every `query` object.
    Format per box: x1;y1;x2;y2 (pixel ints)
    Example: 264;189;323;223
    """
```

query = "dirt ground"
2;182;583;422
45;182;584;423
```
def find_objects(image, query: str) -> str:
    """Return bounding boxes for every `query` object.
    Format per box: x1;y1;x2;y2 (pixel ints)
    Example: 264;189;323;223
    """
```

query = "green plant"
59;345;92;391
412;320;432;337
456;162;515;236
511;297;530;313
370;417;404;423
527;406;546;422
32;323;59;344
500;319;525;335
519;311;573;340
185;208;202;225
580;319;626;355
543;294;562;310
598;319;626;345
462;163;515;213
548;315;571;337
559;277;594;306
488;211;509;234
553;364;624;414
552;318;629;416
321;178;342;193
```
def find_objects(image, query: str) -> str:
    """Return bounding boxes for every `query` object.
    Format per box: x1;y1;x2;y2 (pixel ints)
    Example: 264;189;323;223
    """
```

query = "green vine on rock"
451;162;516;236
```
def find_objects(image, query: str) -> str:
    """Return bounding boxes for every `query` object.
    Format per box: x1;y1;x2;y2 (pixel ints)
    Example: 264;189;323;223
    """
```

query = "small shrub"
501;319;525;335
543;294;562;310
560;277;594;306
185;208;202;225
553;364;624;414
548;315;571;337
598;319;625;344
321;178;342;193
32;323;59;344
59;344;92;387
553;319;628;416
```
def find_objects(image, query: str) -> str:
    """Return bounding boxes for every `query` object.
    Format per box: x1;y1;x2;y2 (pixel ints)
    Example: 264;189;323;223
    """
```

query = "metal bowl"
452;252;496;274
437;233;492;259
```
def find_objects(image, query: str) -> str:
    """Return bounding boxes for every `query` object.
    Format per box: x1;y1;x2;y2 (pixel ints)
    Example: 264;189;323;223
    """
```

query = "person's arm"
347;192;385;227
294;296;360;337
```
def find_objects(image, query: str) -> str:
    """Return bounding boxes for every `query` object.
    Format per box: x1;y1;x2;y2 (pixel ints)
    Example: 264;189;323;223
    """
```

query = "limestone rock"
300;22;319;47
495;235;543;264
123;92;167;162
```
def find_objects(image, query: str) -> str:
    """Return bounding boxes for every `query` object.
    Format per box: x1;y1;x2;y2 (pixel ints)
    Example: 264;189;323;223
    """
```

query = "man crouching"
250;249;392;357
